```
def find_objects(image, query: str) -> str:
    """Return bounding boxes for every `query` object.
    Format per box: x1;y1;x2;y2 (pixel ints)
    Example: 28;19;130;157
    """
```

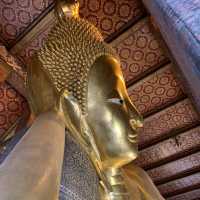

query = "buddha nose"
126;97;143;130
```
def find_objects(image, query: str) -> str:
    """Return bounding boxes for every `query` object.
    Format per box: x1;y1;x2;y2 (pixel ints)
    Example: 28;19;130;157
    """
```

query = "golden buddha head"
27;0;143;173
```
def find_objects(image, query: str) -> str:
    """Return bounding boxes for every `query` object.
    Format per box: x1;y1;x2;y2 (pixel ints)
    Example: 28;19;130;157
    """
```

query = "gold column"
0;111;65;200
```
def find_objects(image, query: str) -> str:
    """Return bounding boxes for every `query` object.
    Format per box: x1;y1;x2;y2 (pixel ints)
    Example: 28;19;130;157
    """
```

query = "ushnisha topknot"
37;16;119;114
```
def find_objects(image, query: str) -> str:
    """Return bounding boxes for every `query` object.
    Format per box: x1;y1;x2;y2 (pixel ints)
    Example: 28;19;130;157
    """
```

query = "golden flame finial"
55;0;80;20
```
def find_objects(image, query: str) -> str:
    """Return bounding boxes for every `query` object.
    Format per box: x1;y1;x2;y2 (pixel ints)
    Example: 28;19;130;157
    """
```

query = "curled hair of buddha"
37;17;119;114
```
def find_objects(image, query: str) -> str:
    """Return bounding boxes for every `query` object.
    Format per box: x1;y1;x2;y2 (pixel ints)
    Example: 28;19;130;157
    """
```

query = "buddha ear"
57;89;93;151
57;89;82;134
57;89;101;160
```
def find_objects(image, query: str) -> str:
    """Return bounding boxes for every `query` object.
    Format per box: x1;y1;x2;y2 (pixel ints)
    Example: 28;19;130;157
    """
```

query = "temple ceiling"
0;0;199;199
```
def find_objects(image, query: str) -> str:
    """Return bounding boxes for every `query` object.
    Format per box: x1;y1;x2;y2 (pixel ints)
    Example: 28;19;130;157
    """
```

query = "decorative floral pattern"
112;18;167;83
0;44;26;97
147;152;200;184
79;0;145;38
12;0;146;63
6;71;26;97
157;173;200;197
0;0;145;47
15;22;54;63
0;0;53;45
138;99;199;148
0;44;26;78
135;126;200;169
128;64;184;115
167;189;200;200
0;82;28;137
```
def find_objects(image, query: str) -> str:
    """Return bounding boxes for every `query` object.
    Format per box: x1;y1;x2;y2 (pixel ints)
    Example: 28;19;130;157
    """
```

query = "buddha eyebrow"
108;89;122;99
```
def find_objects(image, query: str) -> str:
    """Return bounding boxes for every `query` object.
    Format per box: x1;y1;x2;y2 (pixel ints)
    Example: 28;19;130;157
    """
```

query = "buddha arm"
0;111;65;200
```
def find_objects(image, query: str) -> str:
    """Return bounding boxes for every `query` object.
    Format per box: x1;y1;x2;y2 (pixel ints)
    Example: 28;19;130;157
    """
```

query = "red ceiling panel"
0;44;25;78
0;82;28;137
0;0;53;45
0;0;145;48
135;126;200;169
128;64;184;116
138;99;199;148
14;22;54;64
112;18;167;83
6;72;26;97
158;173;200;197
0;44;26;96
167;189;200;200
79;0;145;38
147;152;200;184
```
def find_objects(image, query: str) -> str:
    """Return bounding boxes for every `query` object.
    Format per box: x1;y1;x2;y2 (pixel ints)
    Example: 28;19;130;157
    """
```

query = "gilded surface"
36;16;117;114
25;0;164;199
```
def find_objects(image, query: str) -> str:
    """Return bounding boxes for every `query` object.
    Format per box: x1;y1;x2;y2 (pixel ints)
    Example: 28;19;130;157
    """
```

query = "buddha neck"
102;167;130;200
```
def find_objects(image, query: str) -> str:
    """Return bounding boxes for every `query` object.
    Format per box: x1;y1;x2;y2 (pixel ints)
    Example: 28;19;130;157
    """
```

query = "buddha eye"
108;98;124;105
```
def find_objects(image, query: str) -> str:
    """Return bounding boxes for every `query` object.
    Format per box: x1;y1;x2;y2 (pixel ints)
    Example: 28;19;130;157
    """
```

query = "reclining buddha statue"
0;0;164;199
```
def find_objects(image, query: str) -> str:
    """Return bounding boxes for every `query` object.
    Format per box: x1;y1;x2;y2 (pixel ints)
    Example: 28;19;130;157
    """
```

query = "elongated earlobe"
57;89;82;133
57;89;91;150
57;89;101;163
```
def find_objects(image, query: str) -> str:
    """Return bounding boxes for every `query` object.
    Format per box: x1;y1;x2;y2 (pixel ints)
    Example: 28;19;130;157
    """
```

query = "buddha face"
87;56;143;170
